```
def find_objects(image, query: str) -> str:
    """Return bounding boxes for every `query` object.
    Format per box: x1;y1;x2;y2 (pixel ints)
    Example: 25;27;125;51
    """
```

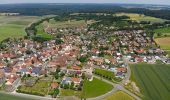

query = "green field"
82;78;113;98
104;91;134;100
0;92;34;100
130;63;170;100
36;23;54;40
116;13;166;23
0;16;40;41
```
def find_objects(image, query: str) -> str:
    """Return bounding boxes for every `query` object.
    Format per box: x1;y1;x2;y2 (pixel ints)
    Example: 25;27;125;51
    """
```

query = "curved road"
88;56;141;100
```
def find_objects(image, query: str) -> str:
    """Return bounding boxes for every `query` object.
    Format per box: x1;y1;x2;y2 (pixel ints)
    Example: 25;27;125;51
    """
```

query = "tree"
82;73;86;79
44;74;48;77
55;74;59;79
70;82;74;90
60;72;65;77
49;89;59;98
55;39;64;45
157;33;162;37
53;89;59;98
78;85;82;91
79;56;87;63
27;74;31;77
55;68;60;73
64;84;69;89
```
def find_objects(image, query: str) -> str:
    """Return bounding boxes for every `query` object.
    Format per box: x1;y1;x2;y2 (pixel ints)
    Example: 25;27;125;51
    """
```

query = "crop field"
155;37;170;50
130;63;170;100
116;13;166;23
104;91;134;100
0;16;40;41
82;78;113;98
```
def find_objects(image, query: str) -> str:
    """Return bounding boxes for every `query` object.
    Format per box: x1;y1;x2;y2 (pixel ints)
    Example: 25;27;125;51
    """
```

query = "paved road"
0;91;54;100
88;55;141;100
121;56;131;84
88;75;141;100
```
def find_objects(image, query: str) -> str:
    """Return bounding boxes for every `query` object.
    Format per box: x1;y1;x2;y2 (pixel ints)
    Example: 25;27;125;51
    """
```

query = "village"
0;16;170;99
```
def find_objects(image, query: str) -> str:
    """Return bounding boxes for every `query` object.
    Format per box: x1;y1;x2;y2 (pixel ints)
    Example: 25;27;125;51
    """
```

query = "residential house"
5;75;20;92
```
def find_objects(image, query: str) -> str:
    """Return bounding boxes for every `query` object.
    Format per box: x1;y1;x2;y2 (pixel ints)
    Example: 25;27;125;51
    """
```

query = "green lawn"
0;16;40;41
0;92;34;100
60;89;81;97
104;91;134;100
82;78;113;98
130;63;170;100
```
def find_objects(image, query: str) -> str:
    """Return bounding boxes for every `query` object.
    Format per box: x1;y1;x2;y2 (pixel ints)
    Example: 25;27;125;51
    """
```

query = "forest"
0;4;170;20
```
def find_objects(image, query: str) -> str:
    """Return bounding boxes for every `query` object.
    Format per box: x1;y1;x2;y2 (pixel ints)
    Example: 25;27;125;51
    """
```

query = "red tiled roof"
71;78;80;82
71;66;81;70
117;68;126;72
51;82;59;89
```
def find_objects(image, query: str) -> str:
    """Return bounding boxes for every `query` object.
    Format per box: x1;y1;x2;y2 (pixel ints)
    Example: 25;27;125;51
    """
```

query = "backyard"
17;77;52;96
130;63;170;100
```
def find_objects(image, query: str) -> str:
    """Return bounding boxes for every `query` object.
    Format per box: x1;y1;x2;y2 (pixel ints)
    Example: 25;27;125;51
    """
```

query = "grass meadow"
104;91;134;100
